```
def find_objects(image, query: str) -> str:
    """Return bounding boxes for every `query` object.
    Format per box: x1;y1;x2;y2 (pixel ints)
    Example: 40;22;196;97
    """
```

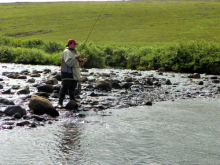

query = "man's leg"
69;80;78;100
59;80;73;106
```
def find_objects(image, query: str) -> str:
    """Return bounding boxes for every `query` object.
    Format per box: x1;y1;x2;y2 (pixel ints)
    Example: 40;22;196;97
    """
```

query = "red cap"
67;39;78;45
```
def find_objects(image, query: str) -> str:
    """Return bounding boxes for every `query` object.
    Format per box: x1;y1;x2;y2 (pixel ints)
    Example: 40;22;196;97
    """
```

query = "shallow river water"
0;99;219;165
0;63;219;165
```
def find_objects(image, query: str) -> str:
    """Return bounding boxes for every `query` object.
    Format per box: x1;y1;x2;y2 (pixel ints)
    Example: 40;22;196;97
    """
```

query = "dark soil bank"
0;63;220;129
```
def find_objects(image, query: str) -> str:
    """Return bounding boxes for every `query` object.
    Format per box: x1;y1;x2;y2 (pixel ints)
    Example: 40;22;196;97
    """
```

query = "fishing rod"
79;1;109;57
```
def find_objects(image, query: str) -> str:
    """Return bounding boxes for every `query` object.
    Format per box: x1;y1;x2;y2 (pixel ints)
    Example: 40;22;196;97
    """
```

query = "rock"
31;115;45;121
212;79;219;83
30;73;41;77
125;77;132;82
94;80;112;91
35;92;50;98
146;78;153;85
1;88;11;94
0;84;3;89
112;80;122;89
143;100;152;106
17;75;27;79
193;73;200;78
43;69;51;74
165;79;172;85
12;85;20;89
65;100;78;110
121;82;133;91
12;112;22;119
16;121;31;126
27;78;35;83
46;78;58;85
0;98;15;105
52;74;62;81
37;84;54;93
28;94;59;117
197;81;204;85
4;106;26;117
17;87;30;94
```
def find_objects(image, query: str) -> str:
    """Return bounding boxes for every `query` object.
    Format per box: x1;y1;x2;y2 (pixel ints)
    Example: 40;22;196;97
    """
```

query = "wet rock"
31;115;46;121
4;106;26;117
12;112;22;119
146;78;153;85
16;121;31;126
30;73;41;77
112;80;122;89
212;79;219;83
197;81;204;85
17;75;27;79
2;125;13;129
29;122;37;128
121;82;133;91
46;78;58;85
27;78;35;83
12;85;20;89
165;79;172;85
0;78;3;81
37;84;54;93
28;94;59;117
65;100;78;111
94;80;112;91
0;84;3;89
1;88;11;94
43;69;51;74
143;100;152;106
0;98;15;105
52;74;61;81
125;77;132;82
17;87;30;94
35;92;50;98
193;73;200;78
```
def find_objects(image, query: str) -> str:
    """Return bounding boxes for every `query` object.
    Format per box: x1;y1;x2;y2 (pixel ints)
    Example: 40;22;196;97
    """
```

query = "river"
0;99;219;165
0;63;219;165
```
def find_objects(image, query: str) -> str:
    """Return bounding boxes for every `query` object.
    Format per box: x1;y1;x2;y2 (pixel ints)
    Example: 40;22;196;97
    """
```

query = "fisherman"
57;39;87;108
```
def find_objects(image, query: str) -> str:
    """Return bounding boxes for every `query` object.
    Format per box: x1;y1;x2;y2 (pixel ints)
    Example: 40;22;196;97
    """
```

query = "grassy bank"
1;36;220;74
0;1;219;44
0;1;220;74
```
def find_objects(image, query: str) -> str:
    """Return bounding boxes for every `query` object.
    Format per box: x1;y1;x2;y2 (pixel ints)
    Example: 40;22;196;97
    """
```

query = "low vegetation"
1;36;220;74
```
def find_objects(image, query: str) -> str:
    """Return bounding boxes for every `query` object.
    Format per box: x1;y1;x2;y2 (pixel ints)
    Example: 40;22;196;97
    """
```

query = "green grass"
0;1;219;45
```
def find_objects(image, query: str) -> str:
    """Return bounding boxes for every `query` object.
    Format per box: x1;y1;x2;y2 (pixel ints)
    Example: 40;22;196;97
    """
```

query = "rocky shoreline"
0;63;220;130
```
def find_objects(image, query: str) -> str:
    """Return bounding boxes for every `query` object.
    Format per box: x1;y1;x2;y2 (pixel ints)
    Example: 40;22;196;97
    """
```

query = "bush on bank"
1;36;220;74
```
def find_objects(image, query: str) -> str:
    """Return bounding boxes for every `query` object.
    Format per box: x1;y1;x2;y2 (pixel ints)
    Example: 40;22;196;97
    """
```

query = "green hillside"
0;1;219;45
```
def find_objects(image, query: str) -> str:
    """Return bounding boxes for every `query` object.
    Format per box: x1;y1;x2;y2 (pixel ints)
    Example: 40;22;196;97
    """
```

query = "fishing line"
150;0;215;39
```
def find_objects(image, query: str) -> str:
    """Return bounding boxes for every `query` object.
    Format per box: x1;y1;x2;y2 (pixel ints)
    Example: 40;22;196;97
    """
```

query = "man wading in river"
57;39;88;108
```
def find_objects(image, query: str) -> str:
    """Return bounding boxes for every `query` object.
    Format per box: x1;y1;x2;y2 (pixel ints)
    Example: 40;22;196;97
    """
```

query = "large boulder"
28;94;59;117
4;106;26;117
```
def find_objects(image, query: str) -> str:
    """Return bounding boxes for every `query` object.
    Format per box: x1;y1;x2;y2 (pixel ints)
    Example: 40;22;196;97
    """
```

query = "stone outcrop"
28;94;59;117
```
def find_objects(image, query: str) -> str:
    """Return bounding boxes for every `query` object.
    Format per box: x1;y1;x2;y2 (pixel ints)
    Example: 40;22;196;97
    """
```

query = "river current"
0;63;219;165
